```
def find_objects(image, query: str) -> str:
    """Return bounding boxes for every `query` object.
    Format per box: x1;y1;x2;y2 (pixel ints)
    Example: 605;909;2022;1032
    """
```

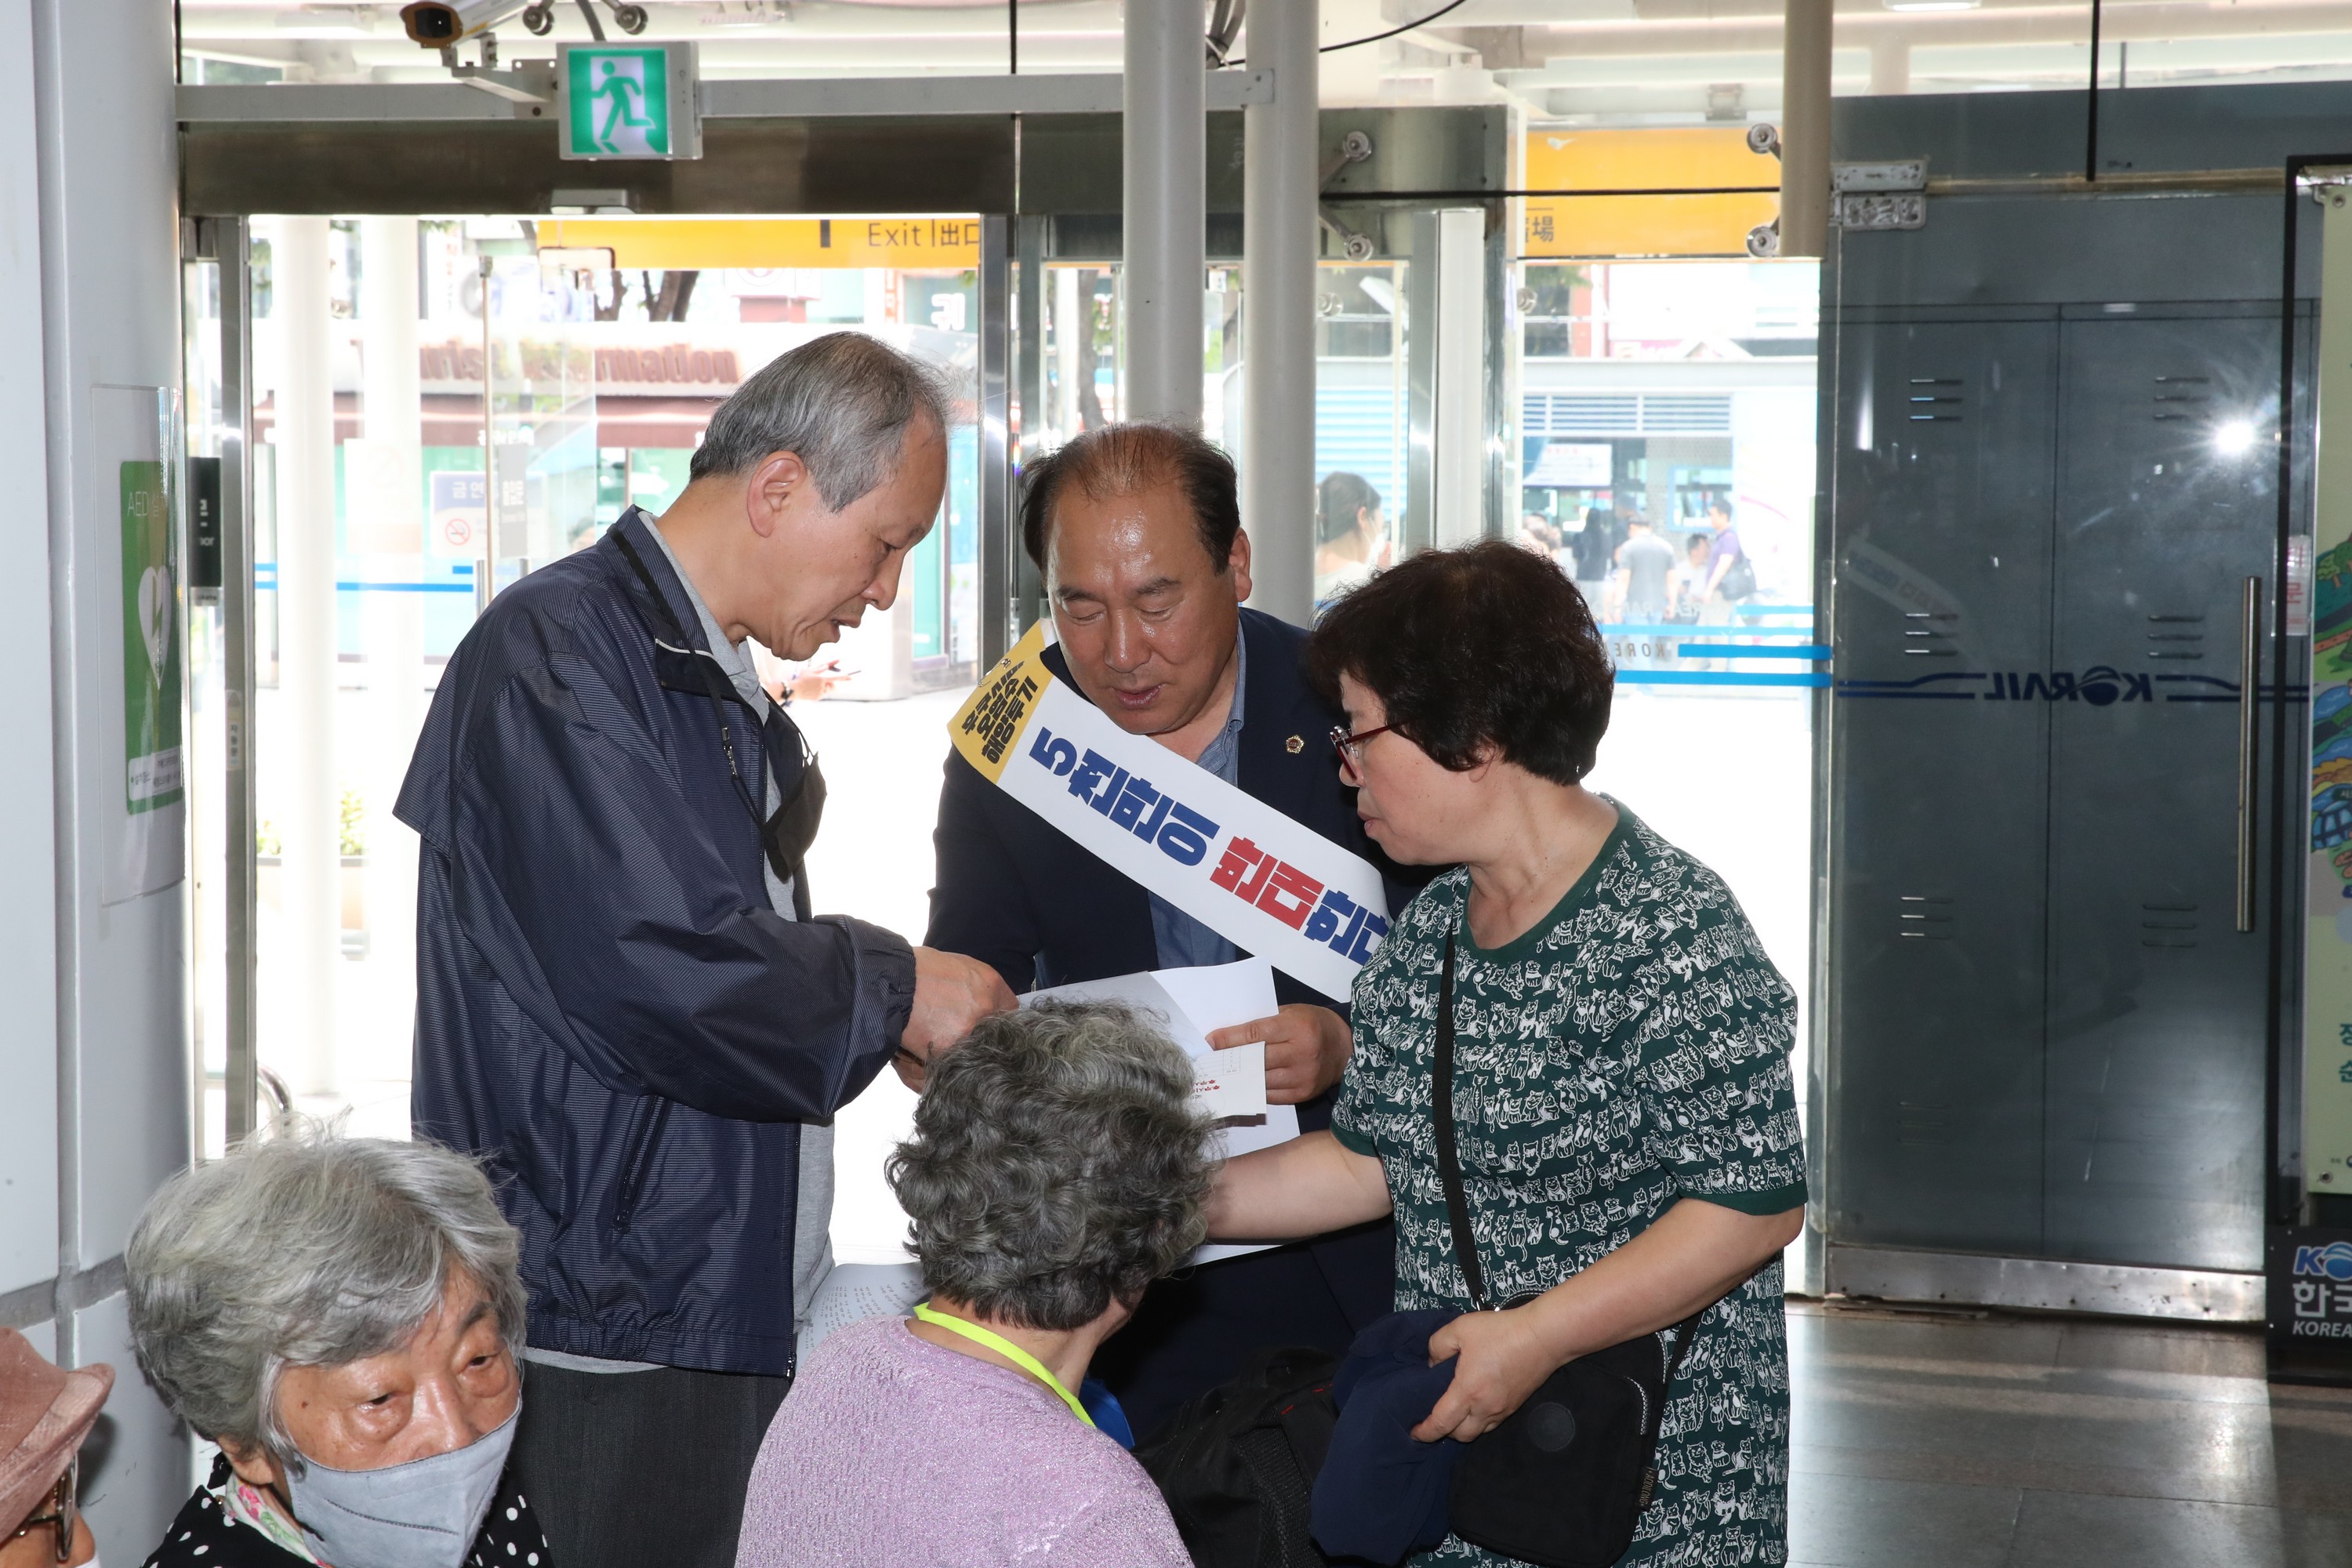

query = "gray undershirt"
525;521;833;1377
1150;630;1247;971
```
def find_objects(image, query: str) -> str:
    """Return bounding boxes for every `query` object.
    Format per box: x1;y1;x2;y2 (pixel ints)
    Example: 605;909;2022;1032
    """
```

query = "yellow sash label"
949;621;1053;784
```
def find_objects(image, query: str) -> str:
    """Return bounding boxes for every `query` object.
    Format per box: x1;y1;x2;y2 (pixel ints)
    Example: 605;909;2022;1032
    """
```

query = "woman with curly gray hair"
734;1001;1212;1568
125;1129;550;1568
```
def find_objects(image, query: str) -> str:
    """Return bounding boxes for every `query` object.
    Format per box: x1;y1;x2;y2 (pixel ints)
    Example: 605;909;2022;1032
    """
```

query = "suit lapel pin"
1285;735;1305;754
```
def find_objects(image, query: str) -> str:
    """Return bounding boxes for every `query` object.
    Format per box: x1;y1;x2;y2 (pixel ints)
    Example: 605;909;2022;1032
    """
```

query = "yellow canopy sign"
1521;128;1780;260
537;216;982;270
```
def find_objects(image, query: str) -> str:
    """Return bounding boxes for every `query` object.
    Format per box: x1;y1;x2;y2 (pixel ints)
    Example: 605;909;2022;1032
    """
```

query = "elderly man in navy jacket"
928;421;1417;1440
398;333;1014;1568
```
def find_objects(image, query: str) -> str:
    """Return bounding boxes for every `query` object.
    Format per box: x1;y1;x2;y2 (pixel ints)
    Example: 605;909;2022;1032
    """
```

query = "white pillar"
358;219;425;1095
1869;37;1911;96
1054;267;1084;439
1242;0;1319;626
1780;0;1834;258
25;0;192;1550
270;216;341;1099
1123;0;1205;424
1434;210;1486;547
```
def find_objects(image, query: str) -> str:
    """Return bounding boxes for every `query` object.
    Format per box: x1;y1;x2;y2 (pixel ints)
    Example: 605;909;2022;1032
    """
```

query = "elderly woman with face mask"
125;1131;550;1568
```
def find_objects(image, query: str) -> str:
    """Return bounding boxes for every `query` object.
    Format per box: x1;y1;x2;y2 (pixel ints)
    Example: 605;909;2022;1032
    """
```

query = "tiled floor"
1788;1301;2352;1567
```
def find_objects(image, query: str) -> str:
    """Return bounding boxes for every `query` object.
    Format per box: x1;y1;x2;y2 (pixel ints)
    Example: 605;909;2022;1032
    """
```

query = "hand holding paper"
1204;1003;1354;1104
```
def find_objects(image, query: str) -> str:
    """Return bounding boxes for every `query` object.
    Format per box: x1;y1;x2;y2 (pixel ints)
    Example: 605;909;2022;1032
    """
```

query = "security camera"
399;1;535;45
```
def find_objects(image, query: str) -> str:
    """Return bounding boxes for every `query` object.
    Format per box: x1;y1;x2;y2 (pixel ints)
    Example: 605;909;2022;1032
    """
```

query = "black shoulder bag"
1435;933;1704;1568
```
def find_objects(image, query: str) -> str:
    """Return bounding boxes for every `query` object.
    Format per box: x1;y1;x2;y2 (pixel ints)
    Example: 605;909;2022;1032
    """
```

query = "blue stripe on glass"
1675;644;1832;660
1617;670;1830;688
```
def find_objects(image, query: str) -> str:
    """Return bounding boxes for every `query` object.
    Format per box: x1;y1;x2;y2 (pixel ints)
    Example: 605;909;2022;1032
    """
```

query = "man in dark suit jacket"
927;422;1419;1440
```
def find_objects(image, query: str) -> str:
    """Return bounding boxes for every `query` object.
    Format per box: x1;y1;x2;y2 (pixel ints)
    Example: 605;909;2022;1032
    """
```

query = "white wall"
16;0;194;1559
0;0;61;1319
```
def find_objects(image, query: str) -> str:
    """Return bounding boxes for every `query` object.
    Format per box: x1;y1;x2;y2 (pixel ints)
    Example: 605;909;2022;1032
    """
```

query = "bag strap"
1433;932;1490;1312
1435;928;1715;1392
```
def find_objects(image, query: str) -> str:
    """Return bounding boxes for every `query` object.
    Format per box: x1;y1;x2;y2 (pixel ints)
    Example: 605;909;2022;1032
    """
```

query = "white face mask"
283;1404;518;1568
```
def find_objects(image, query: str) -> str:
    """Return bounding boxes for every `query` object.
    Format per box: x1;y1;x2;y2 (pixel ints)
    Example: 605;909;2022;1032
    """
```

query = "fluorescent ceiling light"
1882;0;1980;10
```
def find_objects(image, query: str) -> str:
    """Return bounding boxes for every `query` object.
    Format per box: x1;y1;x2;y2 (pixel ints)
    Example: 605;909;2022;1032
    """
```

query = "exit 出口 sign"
558;42;700;162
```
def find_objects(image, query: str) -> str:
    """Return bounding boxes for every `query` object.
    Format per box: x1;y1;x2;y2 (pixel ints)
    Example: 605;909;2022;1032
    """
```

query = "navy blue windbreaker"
397;508;916;1377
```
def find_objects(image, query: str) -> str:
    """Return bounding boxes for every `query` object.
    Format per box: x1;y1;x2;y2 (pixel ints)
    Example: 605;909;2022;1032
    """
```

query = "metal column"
1242;0;1317;624
217;217;258;1147
1403;210;1439;558
979;213;1015;668
1779;0;1832;258
1123;0;1205;424
1014;215;1050;635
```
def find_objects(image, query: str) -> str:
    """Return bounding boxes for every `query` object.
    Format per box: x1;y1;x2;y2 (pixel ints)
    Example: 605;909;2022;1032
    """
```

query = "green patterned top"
1333;801;1806;1568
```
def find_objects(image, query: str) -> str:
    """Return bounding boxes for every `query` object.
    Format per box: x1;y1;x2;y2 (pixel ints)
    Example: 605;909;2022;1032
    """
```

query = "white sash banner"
950;622;1392;998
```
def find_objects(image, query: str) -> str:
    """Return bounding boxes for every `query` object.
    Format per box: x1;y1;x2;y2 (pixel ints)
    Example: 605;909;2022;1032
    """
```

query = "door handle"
2237;575;2260;934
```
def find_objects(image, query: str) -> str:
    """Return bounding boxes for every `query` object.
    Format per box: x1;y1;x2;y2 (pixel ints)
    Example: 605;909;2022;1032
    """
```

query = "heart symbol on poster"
137;564;170;688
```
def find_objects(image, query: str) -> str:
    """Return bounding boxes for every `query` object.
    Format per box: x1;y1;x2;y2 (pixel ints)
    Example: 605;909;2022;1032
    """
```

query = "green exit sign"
558;42;700;161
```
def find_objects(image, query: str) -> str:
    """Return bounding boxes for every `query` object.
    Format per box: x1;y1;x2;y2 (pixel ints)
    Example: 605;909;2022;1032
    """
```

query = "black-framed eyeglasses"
11;1454;78;1564
1330;722;1395;777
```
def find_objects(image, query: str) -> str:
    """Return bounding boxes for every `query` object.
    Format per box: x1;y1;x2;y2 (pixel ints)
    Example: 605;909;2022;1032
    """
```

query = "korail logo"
2292;1240;2352;1280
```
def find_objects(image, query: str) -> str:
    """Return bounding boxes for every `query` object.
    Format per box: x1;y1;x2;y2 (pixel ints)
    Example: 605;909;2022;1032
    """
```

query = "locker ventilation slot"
1897;1102;1952;1146
2140;902;2198;949
1898;895;1955;939
1903;612;1958;656
2147;614;2205;661
2151;376;2212;423
1907;378;1963;423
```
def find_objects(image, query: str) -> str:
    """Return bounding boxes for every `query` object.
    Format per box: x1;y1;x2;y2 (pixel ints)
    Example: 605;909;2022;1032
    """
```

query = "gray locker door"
1828;315;2057;1254
2044;310;2282;1272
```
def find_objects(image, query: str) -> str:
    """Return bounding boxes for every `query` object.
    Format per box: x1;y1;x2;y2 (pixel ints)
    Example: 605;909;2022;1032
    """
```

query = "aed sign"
558;42;700;162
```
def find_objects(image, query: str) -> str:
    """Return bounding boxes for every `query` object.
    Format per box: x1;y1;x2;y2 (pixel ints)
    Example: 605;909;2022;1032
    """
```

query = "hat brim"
0;1363;113;1535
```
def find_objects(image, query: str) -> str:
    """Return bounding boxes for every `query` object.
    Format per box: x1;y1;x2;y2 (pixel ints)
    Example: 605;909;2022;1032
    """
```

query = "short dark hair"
1307;539;1613;786
1317;471;1383;546
1021;422;1241;572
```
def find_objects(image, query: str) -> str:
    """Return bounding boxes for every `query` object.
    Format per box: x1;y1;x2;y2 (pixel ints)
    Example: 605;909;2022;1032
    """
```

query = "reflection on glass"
1517;256;1823;1129
234;213;986;1138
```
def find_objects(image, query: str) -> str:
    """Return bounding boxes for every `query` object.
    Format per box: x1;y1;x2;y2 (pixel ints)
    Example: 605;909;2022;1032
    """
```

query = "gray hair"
124;1123;526;1461
888;1003;1217;1331
690;331;950;509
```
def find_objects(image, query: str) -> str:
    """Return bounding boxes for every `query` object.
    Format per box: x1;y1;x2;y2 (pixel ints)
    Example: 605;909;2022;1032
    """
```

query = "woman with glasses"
1212;540;1808;1568
0;1330;106;1568
126;1127;552;1568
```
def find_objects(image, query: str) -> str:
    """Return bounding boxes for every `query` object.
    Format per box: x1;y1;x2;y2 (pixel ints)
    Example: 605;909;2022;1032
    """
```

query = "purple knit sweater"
733;1315;1192;1568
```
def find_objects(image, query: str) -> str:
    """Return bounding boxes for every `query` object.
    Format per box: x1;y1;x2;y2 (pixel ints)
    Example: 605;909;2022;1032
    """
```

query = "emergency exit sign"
558;42;700;161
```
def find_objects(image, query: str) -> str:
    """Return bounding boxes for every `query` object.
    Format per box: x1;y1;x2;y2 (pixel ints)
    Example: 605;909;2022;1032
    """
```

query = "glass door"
193;212;989;1159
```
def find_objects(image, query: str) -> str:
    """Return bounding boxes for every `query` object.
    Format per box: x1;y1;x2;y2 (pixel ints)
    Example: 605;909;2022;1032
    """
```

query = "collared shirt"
1149;630;1247;971
641;517;835;1342
643;519;797;917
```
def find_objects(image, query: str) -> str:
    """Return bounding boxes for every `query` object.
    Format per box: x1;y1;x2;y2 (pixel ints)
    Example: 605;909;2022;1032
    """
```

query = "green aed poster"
120;459;182;815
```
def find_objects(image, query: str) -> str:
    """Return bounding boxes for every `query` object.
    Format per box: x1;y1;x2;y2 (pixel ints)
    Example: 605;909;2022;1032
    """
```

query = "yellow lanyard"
912;1301;1095;1428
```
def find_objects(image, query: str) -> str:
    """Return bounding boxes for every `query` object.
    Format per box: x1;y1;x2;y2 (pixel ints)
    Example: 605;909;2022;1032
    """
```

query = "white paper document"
1192;1041;1266;1120
1023;958;1299;1264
